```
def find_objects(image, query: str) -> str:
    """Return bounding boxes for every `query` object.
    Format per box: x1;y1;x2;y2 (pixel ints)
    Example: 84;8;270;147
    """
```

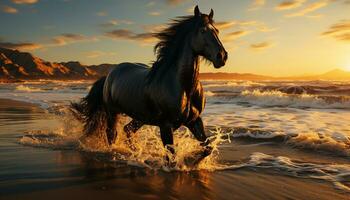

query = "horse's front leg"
186;117;207;144
186;117;212;155
160;125;175;154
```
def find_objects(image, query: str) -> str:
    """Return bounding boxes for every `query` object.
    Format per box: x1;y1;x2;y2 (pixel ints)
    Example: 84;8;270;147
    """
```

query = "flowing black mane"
151;15;213;72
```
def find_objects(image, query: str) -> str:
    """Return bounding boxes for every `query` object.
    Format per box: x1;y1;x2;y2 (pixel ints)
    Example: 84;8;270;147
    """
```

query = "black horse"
71;6;227;157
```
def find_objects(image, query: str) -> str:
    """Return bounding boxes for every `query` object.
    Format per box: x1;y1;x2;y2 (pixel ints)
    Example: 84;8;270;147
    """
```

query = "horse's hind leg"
124;119;144;139
106;111;118;145
123;119;144;148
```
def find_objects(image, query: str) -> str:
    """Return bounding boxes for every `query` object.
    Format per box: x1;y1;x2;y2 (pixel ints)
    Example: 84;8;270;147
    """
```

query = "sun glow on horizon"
344;62;350;72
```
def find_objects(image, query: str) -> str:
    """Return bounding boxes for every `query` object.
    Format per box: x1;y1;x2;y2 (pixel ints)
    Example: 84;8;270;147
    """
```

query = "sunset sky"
0;0;350;76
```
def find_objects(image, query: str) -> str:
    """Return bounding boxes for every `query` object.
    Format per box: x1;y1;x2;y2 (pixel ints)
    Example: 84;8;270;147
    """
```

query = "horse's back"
104;62;150;113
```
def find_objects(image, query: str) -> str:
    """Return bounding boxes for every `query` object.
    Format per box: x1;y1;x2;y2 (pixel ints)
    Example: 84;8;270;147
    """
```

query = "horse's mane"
149;15;212;74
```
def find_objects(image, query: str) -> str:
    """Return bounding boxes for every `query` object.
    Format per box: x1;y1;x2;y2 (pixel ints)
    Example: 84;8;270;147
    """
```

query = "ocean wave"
235;90;350;109
230;127;350;157
262;85;350;95
15;85;43;92
224;152;350;192
203;81;264;93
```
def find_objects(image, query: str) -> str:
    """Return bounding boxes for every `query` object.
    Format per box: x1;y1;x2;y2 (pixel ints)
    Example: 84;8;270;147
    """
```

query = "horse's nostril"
223;52;228;61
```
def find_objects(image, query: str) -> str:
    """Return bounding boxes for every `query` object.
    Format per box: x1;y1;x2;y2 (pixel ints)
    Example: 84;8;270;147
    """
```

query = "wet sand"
0;98;349;200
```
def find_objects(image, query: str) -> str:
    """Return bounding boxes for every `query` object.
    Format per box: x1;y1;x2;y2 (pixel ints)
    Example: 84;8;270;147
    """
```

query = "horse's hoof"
202;145;213;157
164;157;176;169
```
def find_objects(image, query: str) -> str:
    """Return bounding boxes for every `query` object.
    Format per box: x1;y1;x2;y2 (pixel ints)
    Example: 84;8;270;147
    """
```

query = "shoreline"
0;97;349;199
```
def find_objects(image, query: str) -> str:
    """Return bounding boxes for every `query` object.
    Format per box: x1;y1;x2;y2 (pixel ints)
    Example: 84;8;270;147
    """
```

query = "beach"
0;97;349;200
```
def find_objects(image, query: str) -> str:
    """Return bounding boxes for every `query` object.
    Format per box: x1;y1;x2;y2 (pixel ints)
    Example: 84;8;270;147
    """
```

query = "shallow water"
0;80;350;198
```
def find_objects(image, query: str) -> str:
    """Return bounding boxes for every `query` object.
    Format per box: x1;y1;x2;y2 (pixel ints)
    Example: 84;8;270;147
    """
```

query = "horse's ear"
209;9;214;19
194;5;201;17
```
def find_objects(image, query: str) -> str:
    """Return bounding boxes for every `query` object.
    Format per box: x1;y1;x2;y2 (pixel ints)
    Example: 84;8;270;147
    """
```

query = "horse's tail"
70;76;107;136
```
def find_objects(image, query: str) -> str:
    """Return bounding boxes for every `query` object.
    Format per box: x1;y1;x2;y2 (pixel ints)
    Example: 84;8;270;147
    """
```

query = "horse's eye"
200;28;206;34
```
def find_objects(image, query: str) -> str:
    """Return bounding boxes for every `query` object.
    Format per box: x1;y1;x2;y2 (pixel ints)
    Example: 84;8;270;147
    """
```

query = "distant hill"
315;69;350;80
1;47;350;81
279;69;350;81
0;47;116;81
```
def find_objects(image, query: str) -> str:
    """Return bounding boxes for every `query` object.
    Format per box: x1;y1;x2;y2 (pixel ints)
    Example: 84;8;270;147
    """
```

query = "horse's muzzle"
214;50;228;68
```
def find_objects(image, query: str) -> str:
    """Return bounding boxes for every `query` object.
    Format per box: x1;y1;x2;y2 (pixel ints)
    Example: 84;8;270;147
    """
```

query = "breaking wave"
233;90;350;109
230;127;350;157
15;85;43;92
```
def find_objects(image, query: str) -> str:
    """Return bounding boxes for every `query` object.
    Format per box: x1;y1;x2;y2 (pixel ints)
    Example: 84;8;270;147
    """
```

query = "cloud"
166;0;187;5
321;20;350;42
186;5;195;13
215;20;276;33
248;0;266;11
250;42;273;50
51;33;94;46
100;19;133;27
215;20;258;30
285;0;329;17
275;0;306;10
142;24;167;33
257;25;278;32
147;1;156;7
0;41;42;50
12;0;38;4
85;51;117;58
1;5;18;14
101;20;119;27
224;30;251;42
215;21;238;30
148;11;161;16
96;11;107;17
105;29;157;44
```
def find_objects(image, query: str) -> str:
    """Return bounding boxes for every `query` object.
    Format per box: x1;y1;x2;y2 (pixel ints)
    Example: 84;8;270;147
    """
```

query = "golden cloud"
224;30;251;42
275;0;306;10
0;42;42;50
1;5;18;14
105;29;157;44
100;19;134;27
248;0;266;11
12;0;38;4
85;51;117;59
167;0;187;5
51;33;96;46
285;0;328;17
321;20;350;42
148;11;161;16
215;21;238;30
250;42;273;50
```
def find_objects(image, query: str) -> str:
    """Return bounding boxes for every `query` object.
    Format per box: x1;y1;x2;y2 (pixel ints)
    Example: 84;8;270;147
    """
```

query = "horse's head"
191;6;227;69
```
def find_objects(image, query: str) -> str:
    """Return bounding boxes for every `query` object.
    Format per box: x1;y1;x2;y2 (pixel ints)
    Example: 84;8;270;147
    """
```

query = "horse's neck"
150;42;199;96
176;47;199;96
